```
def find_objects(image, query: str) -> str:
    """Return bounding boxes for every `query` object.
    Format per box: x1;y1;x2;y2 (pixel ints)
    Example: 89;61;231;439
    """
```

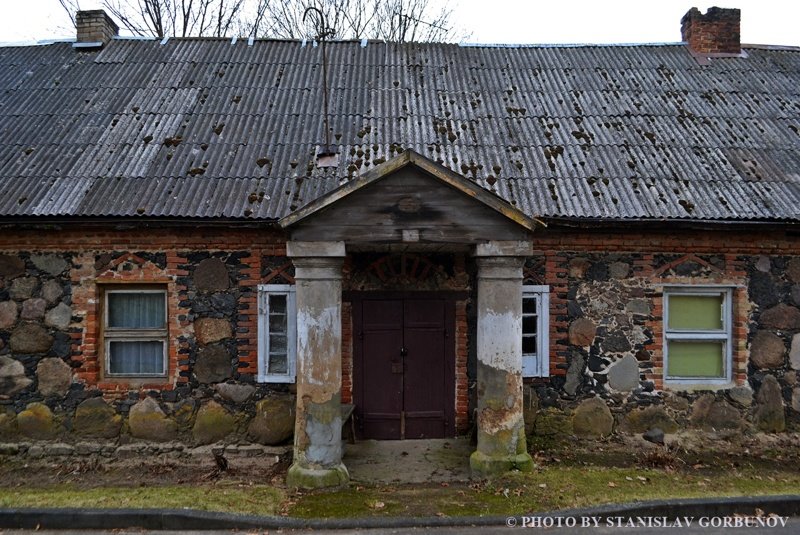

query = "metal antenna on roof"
304;7;335;159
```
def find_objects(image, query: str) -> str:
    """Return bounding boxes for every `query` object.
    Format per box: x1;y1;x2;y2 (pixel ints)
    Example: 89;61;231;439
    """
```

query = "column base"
469;450;534;478
286;462;350;489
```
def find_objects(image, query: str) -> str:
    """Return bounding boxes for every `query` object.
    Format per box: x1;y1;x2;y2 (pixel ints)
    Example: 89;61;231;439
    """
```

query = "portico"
280;151;541;487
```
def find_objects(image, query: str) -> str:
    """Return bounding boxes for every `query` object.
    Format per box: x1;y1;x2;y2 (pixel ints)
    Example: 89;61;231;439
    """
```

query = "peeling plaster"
475;361;525;448
305;397;343;465
290;254;346;482
297;306;340;398
474;255;528;466
477;310;522;370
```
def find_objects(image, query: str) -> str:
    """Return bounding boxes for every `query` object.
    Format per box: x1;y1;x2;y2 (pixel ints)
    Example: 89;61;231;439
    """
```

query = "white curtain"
108;292;165;328
108;292;165;374
109;341;164;374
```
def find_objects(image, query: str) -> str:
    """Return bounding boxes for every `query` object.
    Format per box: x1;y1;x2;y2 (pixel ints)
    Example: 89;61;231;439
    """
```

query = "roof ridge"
2;38;799;51
742;43;800;52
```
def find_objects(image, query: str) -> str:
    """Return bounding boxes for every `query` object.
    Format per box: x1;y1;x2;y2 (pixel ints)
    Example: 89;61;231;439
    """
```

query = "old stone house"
0;7;798;487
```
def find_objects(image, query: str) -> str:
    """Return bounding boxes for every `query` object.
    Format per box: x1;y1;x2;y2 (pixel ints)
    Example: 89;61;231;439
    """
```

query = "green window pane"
667;341;724;378
668;294;723;330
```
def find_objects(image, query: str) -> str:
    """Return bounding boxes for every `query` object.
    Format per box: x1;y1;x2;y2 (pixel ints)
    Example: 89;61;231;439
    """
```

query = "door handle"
400;347;408;357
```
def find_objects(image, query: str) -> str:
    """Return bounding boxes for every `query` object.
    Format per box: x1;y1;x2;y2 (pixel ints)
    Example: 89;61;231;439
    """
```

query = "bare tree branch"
59;0;463;41
95;0;245;38
375;0;454;42
258;0;458;42
57;0;82;29
240;0;270;38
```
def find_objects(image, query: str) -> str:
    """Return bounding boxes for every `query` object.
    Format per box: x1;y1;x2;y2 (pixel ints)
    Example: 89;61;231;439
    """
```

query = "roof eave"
539;216;800;230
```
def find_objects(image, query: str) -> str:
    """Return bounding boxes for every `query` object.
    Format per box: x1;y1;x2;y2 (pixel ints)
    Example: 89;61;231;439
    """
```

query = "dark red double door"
353;296;455;439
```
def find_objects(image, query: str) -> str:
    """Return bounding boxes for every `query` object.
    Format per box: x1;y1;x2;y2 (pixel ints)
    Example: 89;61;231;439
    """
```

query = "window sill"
99;377;170;388
257;376;296;384
663;381;736;392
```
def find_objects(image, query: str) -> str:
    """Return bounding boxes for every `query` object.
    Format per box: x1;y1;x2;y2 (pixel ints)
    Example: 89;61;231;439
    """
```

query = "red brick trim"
454;299;469;433
341;301;353;404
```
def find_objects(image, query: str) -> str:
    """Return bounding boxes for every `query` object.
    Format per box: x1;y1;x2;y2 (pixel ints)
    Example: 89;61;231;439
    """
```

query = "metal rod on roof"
303;7;335;155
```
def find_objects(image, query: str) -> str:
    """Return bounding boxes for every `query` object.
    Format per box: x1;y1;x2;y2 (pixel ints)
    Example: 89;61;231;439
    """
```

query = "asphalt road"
2;519;800;534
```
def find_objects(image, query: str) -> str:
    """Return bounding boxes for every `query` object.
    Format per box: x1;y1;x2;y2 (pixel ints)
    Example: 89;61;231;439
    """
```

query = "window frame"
663;285;733;386
522;285;550;378
257;284;297;383
103;287;168;378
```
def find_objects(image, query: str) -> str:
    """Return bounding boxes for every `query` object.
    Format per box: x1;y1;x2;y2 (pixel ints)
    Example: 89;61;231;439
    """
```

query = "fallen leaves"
366;500;385;510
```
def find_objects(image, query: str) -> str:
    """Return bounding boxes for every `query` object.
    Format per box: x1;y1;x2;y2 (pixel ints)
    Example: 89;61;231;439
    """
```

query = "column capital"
287;241;346;258
292;256;344;273
475;255;524;279
473;240;532;258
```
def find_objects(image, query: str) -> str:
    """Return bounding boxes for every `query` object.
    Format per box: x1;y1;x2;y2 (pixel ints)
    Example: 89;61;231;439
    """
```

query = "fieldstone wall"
2;239;799;449
181;252;246;386
0;248;296;448
746;255;800;432
522;251;800;442
0;252;75;415
563;253;654;397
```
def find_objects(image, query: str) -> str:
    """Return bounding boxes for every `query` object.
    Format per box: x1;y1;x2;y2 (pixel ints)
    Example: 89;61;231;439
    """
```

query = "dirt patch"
0;449;293;489
542;431;800;471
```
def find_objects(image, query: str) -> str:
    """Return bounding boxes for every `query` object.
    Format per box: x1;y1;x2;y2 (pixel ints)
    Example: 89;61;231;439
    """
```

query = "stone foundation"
0;440;289;460
0;393;297;446
523;384;796;441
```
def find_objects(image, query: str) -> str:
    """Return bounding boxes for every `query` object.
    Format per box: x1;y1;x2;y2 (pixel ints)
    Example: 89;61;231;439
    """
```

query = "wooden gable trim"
279;150;544;231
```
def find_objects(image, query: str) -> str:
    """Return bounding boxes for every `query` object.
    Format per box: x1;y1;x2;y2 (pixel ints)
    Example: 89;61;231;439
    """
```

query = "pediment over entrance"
280;151;541;245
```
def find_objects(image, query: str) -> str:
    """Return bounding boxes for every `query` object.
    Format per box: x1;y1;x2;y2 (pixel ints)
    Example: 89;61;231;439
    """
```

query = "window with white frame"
258;284;296;383
104;287;168;377
522;285;550;377
663;287;732;384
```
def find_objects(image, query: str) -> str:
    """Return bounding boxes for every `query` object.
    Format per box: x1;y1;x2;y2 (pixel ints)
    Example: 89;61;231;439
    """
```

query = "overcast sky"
1;0;798;46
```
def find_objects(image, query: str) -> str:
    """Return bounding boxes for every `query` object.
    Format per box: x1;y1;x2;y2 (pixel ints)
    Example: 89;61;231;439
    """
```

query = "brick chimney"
75;10;119;47
681;7;740;54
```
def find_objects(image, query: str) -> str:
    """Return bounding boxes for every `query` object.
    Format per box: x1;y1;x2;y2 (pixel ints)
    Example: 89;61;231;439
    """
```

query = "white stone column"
285;241;349;488
471;241;534;478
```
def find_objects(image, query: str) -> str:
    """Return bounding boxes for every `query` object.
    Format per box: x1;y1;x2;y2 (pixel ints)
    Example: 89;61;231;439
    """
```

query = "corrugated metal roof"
0;39;798;221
